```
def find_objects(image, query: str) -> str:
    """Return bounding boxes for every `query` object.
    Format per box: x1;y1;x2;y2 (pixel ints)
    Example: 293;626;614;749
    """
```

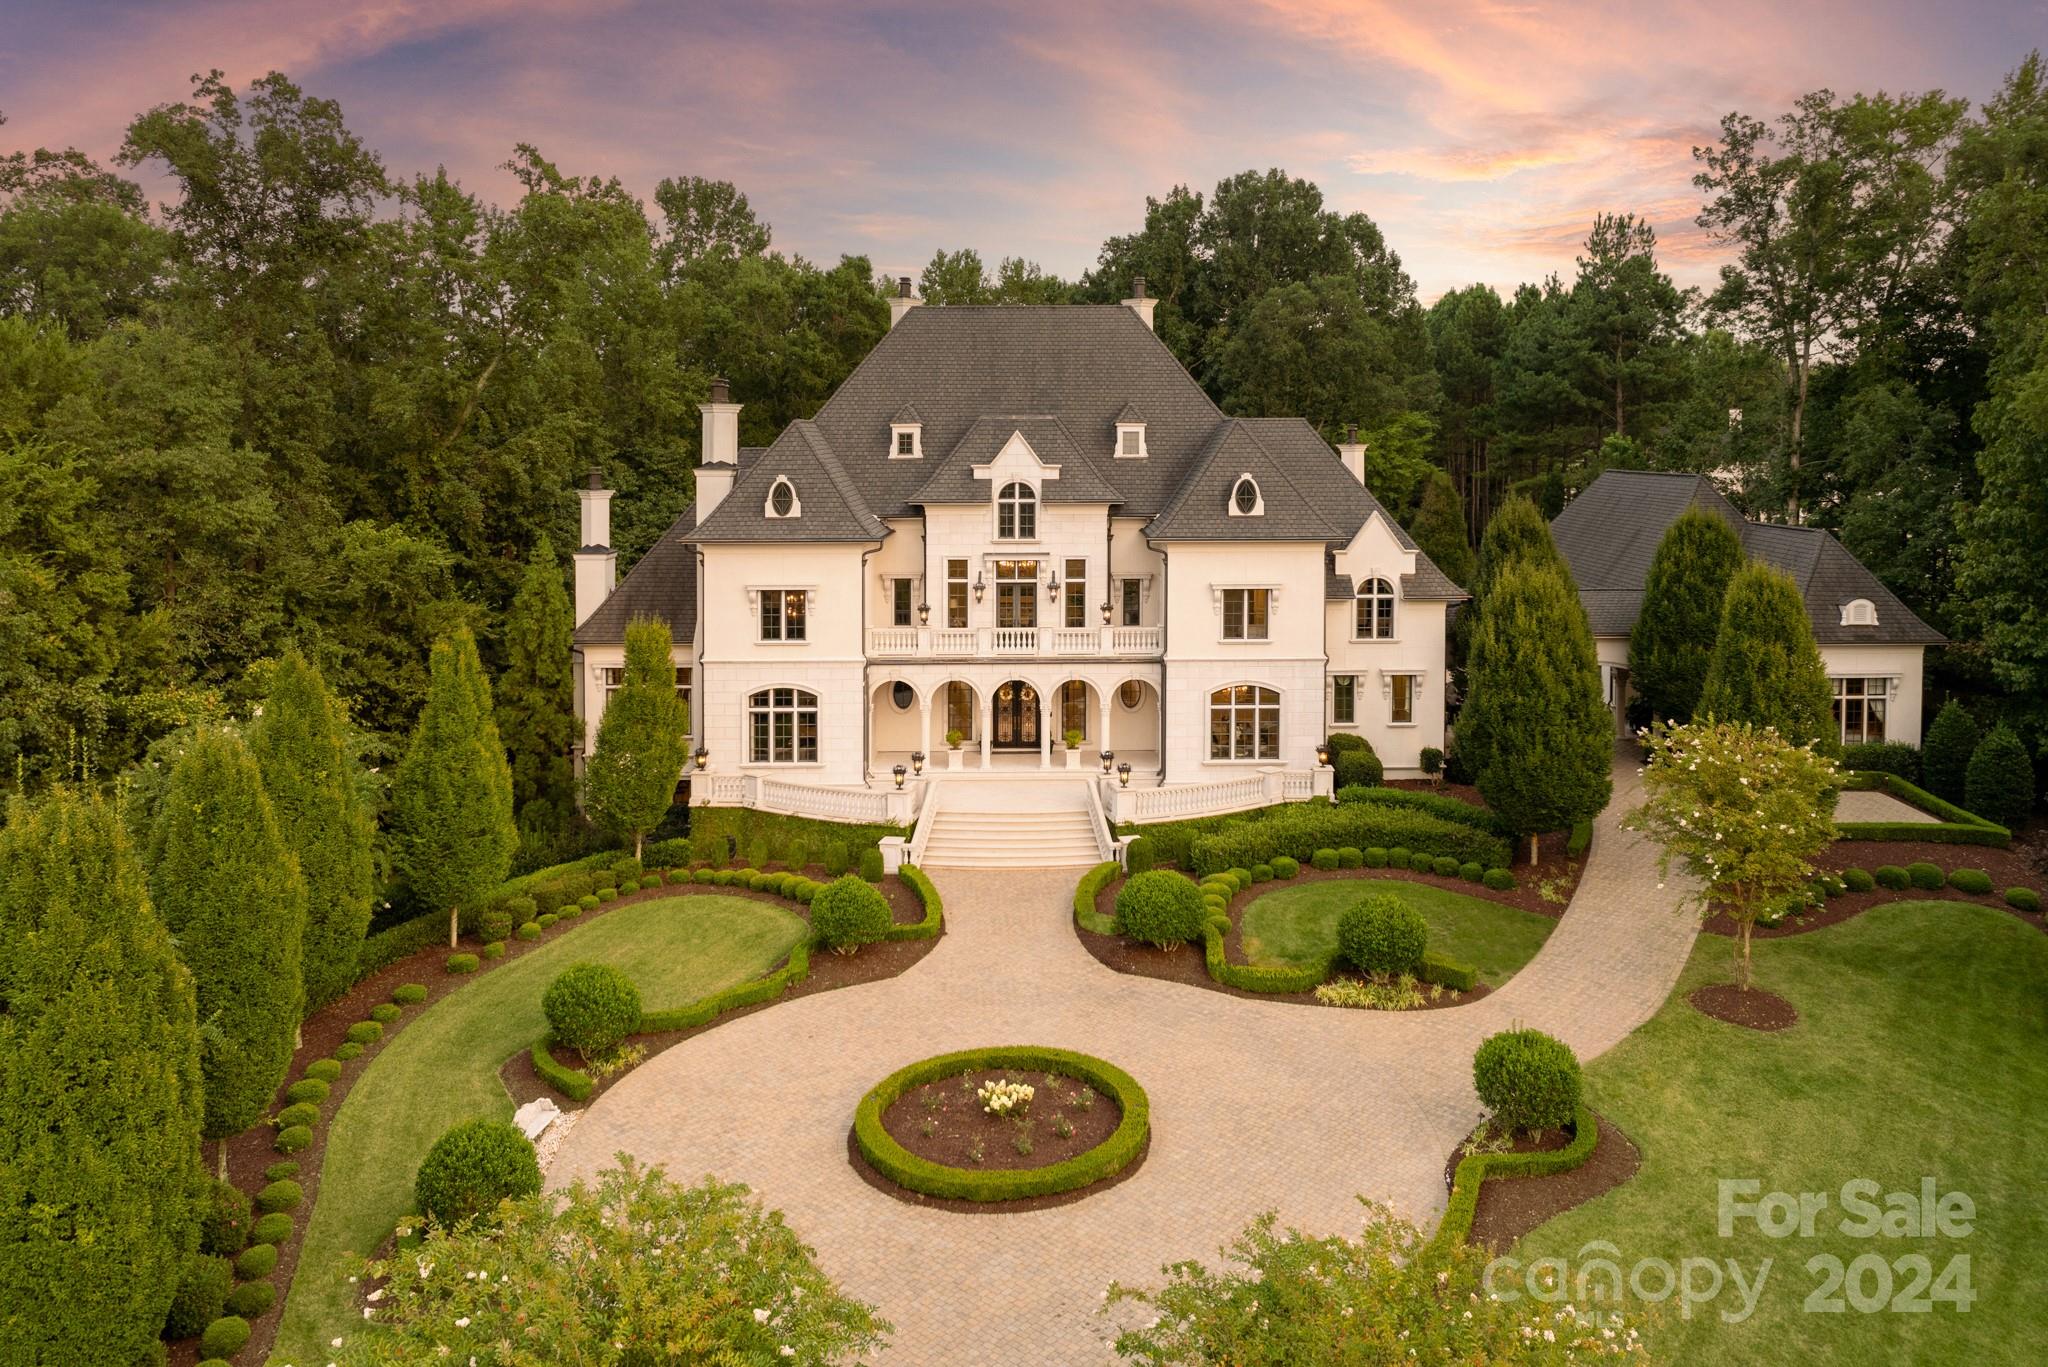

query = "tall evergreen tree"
0;788;204;1363
1454;496;1567;776
250;648;375;1009
497;535;579;840
1964;725;2035;829
1628;507;1745;723
1411;470;1476;590
393;627;518;947
1464;560;1614;862
582;617;692;859
147;728;306;1174
1920;700;1982;805
1696;563;1836;750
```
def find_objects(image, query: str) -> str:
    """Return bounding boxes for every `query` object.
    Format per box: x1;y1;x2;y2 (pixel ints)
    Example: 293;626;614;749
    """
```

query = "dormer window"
890;425;921;459
1230;474;1263;517
1116;424;1146;458
765;476;800;519
1841;598;1877;627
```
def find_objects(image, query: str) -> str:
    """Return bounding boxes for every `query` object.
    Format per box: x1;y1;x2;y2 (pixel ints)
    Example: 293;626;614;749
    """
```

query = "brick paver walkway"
551;750;1698;1364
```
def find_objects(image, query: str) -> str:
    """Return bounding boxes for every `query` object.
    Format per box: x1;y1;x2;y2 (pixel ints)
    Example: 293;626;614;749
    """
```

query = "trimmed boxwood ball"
810;875;894;952
283;1077;329;1105
1251;863;1274;883
1226;867;1253;891
1271;855;1300;879
536;912;560;928
1842;867;1876;893
198;1178;251;1256
577;893;600;910
1336;892;1428;976
415;1117;542;1227
334;1041;363;1061
1432;855;1461;877
475;906;513;943
1387;847;1412;868
1310;848;1339;871
558;902;582;918
1906;861;1944;891
274;1124;312;1154
1948;868;1993;895
393;982;428;1005
256;1179;302;1213
446;952;479;974
1115;870;1208;947
198;1316;250;1360
224;1279;275;1317
233;1243;278;1280
252;1213;292;1245
1124;837;1156;874
264;1160;299;1182
1410;851;1436;874
515;921;543;940
1874;865;1909;890
346;1019;384;1045
1482;867;1515;892
1457;861;1484;882
596;885;619;901
481;941;506;959
2007;887;2042;913
274;1101;319;1130
543;962;643;1057
369;1003;402;1024
164;1252;233;1338
303;1058;342;1083
1473;1027;1581;1135
1337;846;1364;868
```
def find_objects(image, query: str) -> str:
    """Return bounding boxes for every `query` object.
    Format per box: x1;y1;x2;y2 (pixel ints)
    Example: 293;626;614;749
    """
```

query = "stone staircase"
916;782;1107;869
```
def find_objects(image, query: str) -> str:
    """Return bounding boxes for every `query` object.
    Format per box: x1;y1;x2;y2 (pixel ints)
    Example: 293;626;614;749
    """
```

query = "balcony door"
994;559;1038;630
992;679;1040;749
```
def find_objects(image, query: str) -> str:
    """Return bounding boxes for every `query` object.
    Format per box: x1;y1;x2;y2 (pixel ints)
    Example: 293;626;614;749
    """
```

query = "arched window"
1209;684;1279;761
1354;577;1395;639
997;481;1037;539
1230;474;1263;516
765;476;799;518
748;687;818;763
1840;598;1878;627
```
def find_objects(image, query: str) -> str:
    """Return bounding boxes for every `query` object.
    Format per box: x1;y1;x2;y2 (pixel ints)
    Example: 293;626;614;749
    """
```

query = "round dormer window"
1232;474;1261;515
767;477;797;518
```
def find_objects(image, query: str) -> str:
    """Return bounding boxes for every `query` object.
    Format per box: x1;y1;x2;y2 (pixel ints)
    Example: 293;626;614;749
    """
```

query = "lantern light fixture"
892;764;907;790
917;601;930;626
693;747;709;771
911;751;925;775
1315;743;1331;768
1117;761;1132;787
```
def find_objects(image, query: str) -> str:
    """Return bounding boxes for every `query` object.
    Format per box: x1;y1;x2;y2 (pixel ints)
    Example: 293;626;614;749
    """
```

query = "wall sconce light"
1100;600;1113;624
1100;749;1114;774
911;751;925;775
917;602;930;626
693;747;709;771
1315;743;1331;767
892;764;907;789
973;572;985;603
1047;570;1060;600
1117;761;1132;787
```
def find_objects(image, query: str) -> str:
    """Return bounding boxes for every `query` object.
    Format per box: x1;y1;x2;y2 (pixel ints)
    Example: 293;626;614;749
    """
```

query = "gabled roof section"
575;503;697;646
890;403;922;424
687;421;887;543
1145;420;1341;542
1114;402;1144;424
910;416;1122;505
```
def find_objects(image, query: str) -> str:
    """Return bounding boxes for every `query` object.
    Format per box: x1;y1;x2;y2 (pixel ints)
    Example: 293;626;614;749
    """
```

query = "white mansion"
570;283;1465;844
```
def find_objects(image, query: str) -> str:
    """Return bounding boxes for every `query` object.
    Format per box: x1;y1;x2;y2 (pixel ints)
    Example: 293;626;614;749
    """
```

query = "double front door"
992;680;1040;749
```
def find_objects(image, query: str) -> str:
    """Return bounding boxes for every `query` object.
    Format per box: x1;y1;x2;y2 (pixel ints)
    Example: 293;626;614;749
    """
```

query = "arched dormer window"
1840;598;1878;627
1354;577;1395;639
1229;474;1263;516
765;476;800;519
997;481;1037;539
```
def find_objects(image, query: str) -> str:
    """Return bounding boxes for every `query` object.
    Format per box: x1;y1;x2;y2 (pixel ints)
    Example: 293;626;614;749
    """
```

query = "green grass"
1517;902;2048;1365
1237;878;1555;987
271;895;806;1366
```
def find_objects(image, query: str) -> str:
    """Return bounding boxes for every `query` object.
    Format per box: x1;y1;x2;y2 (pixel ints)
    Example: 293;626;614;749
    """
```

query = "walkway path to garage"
550;750;1699;1365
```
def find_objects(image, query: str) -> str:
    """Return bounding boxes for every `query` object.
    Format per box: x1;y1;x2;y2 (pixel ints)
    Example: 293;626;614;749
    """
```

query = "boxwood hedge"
1431;1102;1599;1252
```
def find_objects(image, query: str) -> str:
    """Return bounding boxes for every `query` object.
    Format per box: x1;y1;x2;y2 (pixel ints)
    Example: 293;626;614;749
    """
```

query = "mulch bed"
880;1068;1121;1169
846;1126;1152;1215
1701;840;2047;940
199;870;930;1367
1688;983;1799;1031
1443;1113;1642;1252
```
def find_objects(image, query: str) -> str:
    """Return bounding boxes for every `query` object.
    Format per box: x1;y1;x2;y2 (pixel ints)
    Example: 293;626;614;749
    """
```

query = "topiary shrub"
476;905;514;943
346;1020;384;1045
1271;854;1300;879
334;1041;363;1061
1948;868;1993;895
233;1243;278;1280
1227;867;1254;891
283;1077;329;1105
264;1160;299;1182
1457;861;1483;882
164;1253;233;1339
302;1057;342;1083
1473;1028;1581;1135
251;1213;292;1245
1482;867;1515;892
274;1125;312;1154
1841;740;1921;782
821;841;851;877
596;886;619;902
414;1118;542;1228
1115;871;1207;948
1874;865;1909;890
1310;848;1339;871
1337;846;1364;869
1431;855;1460;877
481;942;505;960
811;875;893;953
2006;887;2042;914
1386;847;1411;869
198;1178;251;1256
1409;851;1435;874
1906;861;1944;891
274;1101;319;1130
1125;837;1156;874
224;1279;275;1318
393;982;428;1005
1335;893;1428;976
198;1317;250;1360
1965;725;2035;830
446;952;479;974
1842;867;1875;893
1251;863;1274;883
543;963;643;1058
859;847;886;883
516;921;543;941
1329;733;1384;789
577;893;599;910
256;1179;302;1213
370;1003;402;1024
558;901;583;916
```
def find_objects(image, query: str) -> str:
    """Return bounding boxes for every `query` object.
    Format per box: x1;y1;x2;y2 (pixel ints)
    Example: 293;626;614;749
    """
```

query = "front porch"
866;747;1164;787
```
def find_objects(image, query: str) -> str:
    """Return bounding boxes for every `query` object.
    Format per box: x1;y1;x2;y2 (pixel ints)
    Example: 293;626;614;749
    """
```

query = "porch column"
1039;690;1052;770
1097;686;1112;767
980;694;992;770
918;696;933;768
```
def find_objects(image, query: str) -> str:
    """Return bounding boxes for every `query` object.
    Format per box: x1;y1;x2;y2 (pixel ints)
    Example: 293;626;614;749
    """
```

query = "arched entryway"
991;679;1041;750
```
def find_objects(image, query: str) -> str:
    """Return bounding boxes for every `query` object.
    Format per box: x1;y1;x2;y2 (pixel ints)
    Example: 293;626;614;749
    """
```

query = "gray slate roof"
574;503;697;646
1551;470;1942;646
910;416;1122;504
1146;419;1342;542
688;420;890;544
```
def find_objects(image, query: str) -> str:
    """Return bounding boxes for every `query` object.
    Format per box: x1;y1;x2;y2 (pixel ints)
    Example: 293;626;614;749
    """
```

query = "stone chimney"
573;467;617;628
1122;274;1156;331
888;276;920;329
1335;422;1366;484
696;376;740;519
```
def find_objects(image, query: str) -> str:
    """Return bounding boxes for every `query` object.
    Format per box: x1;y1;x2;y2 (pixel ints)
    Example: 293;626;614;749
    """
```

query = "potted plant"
945;728;964;769
1063;729;1085;769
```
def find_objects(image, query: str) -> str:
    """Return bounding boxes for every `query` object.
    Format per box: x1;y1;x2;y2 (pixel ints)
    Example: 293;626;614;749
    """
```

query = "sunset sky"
1;1;2036;297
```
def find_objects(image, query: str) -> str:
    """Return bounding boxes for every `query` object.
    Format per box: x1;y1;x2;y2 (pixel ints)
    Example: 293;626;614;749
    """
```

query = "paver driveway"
551;752;1698;1364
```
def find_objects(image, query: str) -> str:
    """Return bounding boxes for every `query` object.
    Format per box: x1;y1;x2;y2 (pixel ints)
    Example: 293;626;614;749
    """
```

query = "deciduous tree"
1629;506;1746;722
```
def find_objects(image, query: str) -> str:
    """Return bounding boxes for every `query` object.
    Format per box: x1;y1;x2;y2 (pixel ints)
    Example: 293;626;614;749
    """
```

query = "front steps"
917;787;1106;869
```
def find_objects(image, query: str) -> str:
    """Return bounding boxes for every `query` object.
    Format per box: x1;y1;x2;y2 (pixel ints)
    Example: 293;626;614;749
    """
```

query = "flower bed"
852;1046;1148;1203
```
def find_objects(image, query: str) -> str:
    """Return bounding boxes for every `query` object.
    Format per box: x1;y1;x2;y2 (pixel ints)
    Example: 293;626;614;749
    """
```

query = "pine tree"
1411;470;1476;590
251;648;376;1009
1464;560;1614;862
1965;725;2035;830
1920;700;1980;805
583;617;692;859
498;535;579;841
1697;562;1837;750
0;788;204;1363
1628;507;1745;723
1454;496;1568;780
392;627;519;948
147;728;307;1173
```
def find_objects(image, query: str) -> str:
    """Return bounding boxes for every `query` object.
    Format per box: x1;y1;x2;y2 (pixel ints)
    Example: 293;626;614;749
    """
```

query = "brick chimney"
1335;422;1365;484
696;376;740;519
1122;274;1156;331
573;467;616;628
888;275;920;329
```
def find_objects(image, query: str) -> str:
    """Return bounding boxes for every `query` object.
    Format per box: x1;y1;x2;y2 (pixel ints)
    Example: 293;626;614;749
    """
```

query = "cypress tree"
1628;507;1745;723
0;788;204;1363
1411;470;1476;590
1464;560;1614;862
1697;562;1836;750
1920;700;1980;805
392;627;518;948
583;617;692;859
498;535;579;841
251;648;376;1010
148;728;307;1174
1965;725;2035;830
1455;496;1568;780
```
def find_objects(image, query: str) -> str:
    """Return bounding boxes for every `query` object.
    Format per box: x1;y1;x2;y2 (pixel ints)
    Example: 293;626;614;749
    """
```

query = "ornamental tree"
497;535;579;842
1464;559;1613;863
1627;719;1840;989
147;727;307;1171
1629;506;1745;722
391;628;518;948
250;648;375;1008
1920;700;1981;805
0;788;204;1365
582;617;691;859
1696;561;1836;750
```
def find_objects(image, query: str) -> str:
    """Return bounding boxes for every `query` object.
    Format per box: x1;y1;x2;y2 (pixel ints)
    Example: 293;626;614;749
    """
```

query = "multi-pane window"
1119;427;1142;456
674;666;692;711
1221;588;1270;641
890;577;914;627
758;589;807;641
1833;677;1888;745
606;665;689;712
748;687;818;763
1059;681;1089;739
895;429;916;456
946;559;969;628
994;559;1038;629
946;682;975;740
1354;578;1395;639
1332;675;1355;725
996;482;1037;539
1064;558;1088;628
1209;684;1280;761
1389;673;1416;725
1120;578;1143;626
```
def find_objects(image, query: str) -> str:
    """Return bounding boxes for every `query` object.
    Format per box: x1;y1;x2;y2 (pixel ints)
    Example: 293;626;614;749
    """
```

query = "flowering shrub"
335;1159;888;1365
978;1078;1035;1117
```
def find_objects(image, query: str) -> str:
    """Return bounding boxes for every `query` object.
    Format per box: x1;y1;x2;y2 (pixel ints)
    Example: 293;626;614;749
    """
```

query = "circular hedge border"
852;1045;1149;1203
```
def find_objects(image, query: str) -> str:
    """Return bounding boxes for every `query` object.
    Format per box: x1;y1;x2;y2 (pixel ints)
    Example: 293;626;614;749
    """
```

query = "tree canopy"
1697;562;1838;750
1629;507;1746;723
582;617;692;858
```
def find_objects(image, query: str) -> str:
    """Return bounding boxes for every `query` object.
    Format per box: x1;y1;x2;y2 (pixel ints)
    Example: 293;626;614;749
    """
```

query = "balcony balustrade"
865;624;1163;659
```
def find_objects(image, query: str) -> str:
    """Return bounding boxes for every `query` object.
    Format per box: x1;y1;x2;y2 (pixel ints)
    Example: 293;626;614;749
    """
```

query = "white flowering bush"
978;1077;1035;1117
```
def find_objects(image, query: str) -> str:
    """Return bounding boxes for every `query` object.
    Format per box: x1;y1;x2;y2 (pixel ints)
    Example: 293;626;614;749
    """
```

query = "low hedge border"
1836;773;2010;848
1073;862;1121;935
1567;819;1594;859
1431;1101;1600;1252
852;1045;1149;1202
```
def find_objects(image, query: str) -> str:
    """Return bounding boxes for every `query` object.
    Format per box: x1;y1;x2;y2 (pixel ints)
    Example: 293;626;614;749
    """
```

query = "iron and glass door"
992;680;1040;749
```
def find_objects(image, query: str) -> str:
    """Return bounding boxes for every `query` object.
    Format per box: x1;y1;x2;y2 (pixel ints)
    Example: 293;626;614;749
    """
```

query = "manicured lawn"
1238;878;1555;986
1517;901;2048;1365
272;895;806;1366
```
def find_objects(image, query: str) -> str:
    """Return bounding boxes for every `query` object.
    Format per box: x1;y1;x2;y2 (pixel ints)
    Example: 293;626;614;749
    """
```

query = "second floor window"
1355;578;1395;639
759;589;807;641
1222;588;1269;641
994;559;1037;630
890;578;914;627
1332;674;1355;724
946;559;969;629
997;481;1037;539
1064;558;1088;628
1120;578;1143;626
